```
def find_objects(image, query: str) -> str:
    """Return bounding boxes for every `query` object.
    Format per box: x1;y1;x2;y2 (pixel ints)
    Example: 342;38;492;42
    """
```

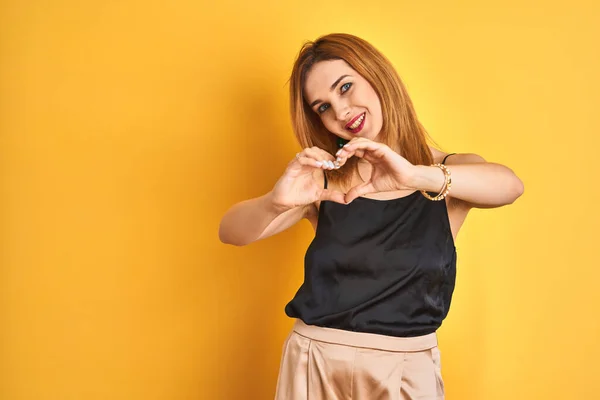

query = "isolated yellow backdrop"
1;0;598;399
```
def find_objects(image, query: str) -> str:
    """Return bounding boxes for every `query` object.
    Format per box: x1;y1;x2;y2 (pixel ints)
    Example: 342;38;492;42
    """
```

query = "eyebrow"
309;75;352;108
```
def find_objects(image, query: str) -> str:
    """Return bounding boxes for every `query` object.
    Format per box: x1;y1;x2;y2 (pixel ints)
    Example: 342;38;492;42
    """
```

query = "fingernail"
343;143;350;148
336;157;342;162
328;161;335;169
336;149;343;156
315;161;323;167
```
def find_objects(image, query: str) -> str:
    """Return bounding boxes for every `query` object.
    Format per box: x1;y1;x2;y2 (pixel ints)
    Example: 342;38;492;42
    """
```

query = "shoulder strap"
442;153;457;165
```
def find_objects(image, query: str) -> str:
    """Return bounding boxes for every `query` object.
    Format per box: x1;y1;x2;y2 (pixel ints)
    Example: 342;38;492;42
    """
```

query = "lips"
345;112;366;134
345;112;365;130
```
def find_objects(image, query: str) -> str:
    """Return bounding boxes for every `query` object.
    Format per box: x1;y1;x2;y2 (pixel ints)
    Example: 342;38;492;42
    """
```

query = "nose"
334;103;351;122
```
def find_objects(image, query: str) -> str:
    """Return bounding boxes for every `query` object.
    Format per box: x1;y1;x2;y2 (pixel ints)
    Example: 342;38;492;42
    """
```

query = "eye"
316;83;352;114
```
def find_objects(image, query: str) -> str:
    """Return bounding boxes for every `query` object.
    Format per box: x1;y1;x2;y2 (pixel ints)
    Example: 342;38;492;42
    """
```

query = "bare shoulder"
427;147;486;241
429;146;448;163
429;146;486;165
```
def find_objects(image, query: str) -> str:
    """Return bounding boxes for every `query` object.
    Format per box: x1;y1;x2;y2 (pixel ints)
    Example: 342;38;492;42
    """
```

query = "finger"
336;140;386;159
319;189;348;205
293;155;324;169
294;155;338;170
337;137;370;151
337;149;386;167
334;143;357;162
298;148;338;170
294;152;329;169
345;181;376;203
333;152;348;168
304;147;336;162
333;148;366;167
315;149;339;170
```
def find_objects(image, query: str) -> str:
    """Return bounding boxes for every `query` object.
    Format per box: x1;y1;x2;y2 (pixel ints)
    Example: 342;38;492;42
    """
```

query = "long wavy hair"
288;33;434;189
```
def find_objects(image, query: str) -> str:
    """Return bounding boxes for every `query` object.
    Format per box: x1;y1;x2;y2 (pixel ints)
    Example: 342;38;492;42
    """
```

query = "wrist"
407;165;446;193
265;190;293;215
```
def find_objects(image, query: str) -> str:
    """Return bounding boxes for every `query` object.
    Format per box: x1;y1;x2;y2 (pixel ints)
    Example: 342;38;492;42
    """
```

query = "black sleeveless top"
284;155;457;338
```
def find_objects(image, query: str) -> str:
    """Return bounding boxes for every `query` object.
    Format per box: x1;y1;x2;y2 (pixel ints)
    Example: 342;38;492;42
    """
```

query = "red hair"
288;33;434;188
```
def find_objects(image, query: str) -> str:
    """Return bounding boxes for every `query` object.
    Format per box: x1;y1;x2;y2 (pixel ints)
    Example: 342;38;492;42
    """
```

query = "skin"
304;59;383;143
218;60;523;247
299;59;524;241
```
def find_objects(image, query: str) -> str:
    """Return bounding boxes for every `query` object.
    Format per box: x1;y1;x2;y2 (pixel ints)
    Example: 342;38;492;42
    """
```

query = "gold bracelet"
420;163;452;201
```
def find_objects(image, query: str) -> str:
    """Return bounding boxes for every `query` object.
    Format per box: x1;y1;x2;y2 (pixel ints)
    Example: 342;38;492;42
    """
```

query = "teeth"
348;114;365;130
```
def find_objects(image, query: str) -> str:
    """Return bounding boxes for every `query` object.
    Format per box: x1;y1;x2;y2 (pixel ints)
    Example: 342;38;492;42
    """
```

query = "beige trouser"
275;319;444;400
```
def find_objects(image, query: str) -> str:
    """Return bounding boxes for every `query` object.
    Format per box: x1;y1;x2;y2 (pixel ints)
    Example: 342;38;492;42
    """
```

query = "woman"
219;33;523;400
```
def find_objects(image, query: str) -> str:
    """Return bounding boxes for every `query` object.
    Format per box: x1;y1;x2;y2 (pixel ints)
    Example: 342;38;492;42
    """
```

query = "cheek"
368;93;382;118
321;115;340;133
323;118;337;132
357;87;379;113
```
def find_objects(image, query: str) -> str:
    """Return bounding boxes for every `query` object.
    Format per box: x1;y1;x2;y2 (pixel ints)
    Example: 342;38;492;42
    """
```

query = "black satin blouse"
285;170;457;338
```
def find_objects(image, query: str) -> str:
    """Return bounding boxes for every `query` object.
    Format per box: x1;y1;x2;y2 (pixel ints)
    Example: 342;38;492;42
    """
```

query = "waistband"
292;319;438;352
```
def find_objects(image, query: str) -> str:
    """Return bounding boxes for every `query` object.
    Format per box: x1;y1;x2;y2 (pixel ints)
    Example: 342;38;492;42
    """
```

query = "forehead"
304;59;356;102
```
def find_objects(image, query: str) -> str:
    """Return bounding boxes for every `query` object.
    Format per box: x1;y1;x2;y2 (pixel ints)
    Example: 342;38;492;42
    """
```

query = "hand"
271;147;347;211
335;138;417;203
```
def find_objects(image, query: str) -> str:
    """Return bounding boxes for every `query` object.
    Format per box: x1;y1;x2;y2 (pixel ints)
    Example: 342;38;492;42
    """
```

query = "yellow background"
1;0;598;399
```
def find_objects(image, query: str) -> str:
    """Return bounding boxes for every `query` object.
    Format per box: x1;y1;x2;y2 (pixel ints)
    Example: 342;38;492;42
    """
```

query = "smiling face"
303;59;383;142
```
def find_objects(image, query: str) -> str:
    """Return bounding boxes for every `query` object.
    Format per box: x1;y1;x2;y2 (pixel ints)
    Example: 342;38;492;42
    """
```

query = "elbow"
507;175;525;204
218;226;230;245
218;221;245;247
219;233;246;247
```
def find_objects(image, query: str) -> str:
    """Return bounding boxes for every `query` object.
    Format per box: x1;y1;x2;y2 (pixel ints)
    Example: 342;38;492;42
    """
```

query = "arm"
218;192;311;246
219;152;338;246
409;153;524;209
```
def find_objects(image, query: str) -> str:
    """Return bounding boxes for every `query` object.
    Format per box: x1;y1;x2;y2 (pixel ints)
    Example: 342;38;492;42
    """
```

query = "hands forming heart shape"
332;138;417;203
272;138;418;209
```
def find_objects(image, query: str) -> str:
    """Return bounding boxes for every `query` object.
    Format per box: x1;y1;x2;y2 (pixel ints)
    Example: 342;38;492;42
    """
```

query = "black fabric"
442;153;456;164
284;156;457;338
